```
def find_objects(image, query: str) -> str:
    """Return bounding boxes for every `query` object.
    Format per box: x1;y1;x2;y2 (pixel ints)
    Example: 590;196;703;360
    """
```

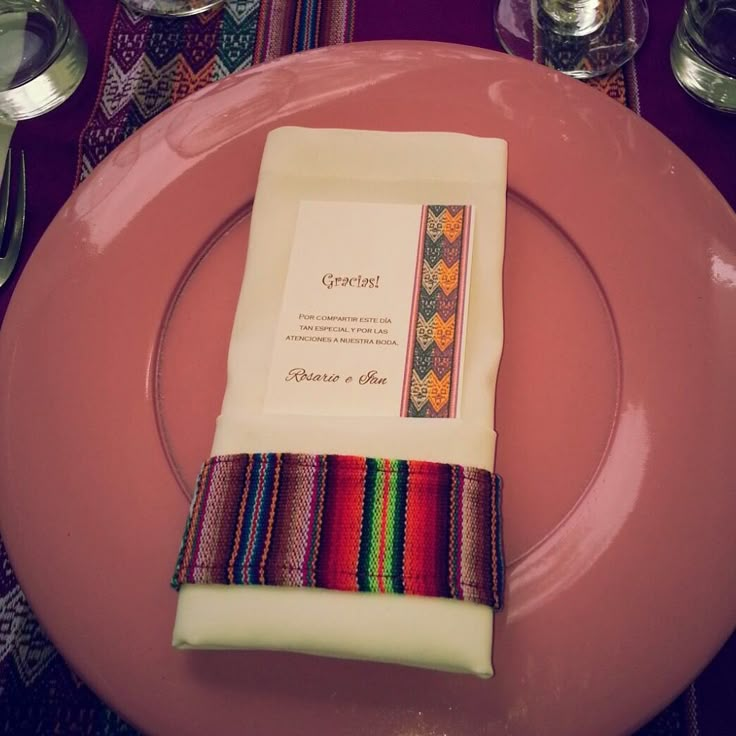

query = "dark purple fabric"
0;3;116;326
0;1;734;734
700;635;736;733
354;0;499;48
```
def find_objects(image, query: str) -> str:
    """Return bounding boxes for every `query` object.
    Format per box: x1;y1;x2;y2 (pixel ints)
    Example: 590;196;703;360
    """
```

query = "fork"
0;150;26;289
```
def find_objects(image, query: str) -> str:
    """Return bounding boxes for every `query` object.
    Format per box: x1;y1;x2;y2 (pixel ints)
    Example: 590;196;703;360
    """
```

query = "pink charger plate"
1;41;735;736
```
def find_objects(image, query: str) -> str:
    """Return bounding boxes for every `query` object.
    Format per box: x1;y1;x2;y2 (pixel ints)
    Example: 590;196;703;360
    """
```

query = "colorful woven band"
172;453;504;609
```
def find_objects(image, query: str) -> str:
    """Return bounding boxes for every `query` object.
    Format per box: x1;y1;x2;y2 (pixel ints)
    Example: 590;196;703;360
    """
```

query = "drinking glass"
495;0;649;79
0;0;87;121
120;0;224;17
670;1;736;113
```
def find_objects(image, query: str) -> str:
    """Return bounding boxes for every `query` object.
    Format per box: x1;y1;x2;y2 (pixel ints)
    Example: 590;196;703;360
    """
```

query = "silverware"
0;150;26;289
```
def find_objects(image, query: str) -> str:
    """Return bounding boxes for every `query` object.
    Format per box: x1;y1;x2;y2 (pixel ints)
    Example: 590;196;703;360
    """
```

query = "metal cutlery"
0;149;26;289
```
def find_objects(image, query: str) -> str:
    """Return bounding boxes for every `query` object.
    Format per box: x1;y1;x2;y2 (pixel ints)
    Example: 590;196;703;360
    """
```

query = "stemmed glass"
495;0;649;79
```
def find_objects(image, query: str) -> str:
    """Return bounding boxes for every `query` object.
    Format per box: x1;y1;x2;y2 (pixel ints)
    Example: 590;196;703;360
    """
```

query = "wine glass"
495;0;649;79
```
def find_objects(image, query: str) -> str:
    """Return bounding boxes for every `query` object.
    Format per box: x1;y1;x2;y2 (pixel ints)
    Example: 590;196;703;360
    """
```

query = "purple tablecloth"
1;1;734;733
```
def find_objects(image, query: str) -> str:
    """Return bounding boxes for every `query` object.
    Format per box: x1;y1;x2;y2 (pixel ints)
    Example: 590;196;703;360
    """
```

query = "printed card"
264;201;474;418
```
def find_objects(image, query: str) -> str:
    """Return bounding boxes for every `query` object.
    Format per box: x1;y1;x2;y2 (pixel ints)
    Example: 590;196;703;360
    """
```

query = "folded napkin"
171;127;507;677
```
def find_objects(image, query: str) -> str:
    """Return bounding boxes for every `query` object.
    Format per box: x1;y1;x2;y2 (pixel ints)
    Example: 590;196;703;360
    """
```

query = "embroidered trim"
401;204;472;418
172;453;504;609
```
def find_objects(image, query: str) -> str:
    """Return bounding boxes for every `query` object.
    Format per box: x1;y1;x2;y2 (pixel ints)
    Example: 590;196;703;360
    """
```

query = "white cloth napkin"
173;127;507;676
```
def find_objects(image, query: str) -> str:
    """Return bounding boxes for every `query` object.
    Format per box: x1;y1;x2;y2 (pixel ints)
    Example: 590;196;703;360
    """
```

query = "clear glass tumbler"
0;0;87;121
670;1;736;113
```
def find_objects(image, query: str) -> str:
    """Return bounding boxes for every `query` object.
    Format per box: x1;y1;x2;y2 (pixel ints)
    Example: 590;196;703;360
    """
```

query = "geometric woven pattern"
0;587;56;687
402;205;472;418
76;2;258;180
532;0;641;112
0;537;138;734
75;0;355;182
